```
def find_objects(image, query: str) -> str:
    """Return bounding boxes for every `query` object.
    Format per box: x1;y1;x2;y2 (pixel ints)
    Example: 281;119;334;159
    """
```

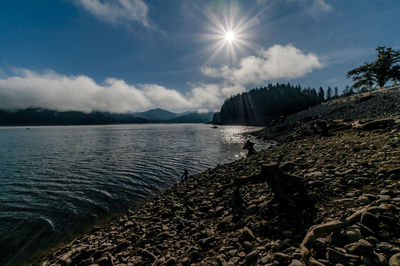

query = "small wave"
39;216;55;232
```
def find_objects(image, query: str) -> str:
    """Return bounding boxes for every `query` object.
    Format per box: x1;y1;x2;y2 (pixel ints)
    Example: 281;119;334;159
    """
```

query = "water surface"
0;124;265;265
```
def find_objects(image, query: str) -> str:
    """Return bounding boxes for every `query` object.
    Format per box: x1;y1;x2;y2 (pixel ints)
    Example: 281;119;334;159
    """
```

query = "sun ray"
194;0;267;67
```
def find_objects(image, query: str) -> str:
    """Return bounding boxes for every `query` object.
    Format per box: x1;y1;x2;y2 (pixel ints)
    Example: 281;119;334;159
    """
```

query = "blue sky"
0;0;399;112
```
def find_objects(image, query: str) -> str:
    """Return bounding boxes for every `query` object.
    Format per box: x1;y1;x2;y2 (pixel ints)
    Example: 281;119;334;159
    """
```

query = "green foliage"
347;46;400;90
213;83;323;125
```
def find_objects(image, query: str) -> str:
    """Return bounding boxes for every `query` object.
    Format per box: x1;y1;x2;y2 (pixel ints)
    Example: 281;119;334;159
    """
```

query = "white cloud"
0;44;324;114
0;70;151;113
77;0;153;28
312;0;332;12
141;84;193;110
265;0;332;13
202;44;323;85
0;69;236;113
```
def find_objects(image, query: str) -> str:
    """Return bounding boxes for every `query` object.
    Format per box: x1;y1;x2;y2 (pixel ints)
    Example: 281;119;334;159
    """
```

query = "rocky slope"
39;87;400;266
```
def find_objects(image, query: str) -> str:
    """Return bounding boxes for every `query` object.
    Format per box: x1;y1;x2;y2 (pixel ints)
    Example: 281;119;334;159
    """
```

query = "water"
0;124;265;265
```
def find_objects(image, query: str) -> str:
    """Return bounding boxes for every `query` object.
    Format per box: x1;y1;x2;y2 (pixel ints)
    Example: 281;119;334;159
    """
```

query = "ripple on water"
0;124;266;265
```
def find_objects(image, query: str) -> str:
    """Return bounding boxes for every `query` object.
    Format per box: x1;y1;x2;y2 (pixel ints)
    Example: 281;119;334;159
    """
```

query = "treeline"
212;83;325;126
0;108;213;126
0;108;148;126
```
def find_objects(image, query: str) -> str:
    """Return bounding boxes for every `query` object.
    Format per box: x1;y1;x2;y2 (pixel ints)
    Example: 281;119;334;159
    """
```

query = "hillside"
133;108;177;121
168;112;214;123
253;85;400;141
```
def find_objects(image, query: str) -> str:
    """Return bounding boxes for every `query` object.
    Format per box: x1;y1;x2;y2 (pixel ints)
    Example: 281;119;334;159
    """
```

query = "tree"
334;87;339;98
347;46;400;90
327;87;332;100
318;87;325;102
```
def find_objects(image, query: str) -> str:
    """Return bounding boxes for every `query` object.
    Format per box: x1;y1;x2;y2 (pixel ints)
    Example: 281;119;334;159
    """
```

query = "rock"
189;249;201;263
390;253;400;266
373;252;388;265
289;259;304;266
345;239;374;255
228;249;237;257
260;255;271;264
217;216;232;230
242;241;253;252
361;212;380;232
245;250;259;264
326;248;350;264
273;252;291;264
165;257;176;266
243;227;256;241
199;236;215;249
345;227;363;243
247;204;258;214
140;249;156;262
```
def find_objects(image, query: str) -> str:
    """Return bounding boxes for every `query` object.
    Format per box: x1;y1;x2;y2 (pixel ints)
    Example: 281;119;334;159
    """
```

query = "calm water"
0;124;265;265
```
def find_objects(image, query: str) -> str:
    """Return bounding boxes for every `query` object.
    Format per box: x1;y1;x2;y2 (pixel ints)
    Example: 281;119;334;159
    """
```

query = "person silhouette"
181;168;189;181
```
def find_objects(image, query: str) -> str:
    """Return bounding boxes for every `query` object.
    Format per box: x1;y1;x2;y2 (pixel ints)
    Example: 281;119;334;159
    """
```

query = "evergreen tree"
347;46;400;90
318;87;325;101
334;87;339;98
327;86;333;100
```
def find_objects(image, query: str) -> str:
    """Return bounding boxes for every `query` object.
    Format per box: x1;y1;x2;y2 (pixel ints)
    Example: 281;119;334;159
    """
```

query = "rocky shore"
39;87;400;266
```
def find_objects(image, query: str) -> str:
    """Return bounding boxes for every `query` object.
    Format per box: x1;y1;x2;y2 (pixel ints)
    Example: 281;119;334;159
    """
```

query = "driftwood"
300;203;391;266
237;163;310;209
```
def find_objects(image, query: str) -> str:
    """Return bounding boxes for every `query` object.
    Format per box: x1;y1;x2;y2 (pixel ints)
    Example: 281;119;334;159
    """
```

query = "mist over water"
0;124;265;265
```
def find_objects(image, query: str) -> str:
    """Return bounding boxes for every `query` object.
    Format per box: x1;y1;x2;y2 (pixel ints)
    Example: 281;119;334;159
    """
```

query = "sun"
224;30;236;43
197;1;262;65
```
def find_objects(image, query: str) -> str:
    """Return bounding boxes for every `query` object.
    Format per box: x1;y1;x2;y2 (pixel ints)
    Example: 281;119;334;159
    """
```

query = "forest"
212;83;325;125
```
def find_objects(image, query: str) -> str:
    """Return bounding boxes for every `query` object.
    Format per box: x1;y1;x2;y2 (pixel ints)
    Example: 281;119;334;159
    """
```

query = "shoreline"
37;88;400;265
38;122;400;265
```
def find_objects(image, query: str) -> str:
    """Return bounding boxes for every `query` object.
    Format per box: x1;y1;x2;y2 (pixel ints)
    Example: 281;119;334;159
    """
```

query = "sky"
0;0;399;113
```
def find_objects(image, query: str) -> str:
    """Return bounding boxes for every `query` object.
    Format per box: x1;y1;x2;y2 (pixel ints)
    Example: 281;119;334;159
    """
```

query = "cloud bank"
202;44;323;86
0;44;323;113
0;69;239;113
77;0;153;28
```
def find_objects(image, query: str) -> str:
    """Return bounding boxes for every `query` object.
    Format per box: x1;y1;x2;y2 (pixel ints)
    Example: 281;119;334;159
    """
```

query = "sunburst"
195;1;266;67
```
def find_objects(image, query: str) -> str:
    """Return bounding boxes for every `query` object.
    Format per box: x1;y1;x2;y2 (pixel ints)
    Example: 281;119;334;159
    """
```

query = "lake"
0;124;265;265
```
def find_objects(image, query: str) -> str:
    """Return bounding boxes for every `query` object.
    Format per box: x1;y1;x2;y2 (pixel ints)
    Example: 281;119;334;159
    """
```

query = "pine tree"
334;87;338;98
347;46;400;90
318;87;325;102
327;87;332;100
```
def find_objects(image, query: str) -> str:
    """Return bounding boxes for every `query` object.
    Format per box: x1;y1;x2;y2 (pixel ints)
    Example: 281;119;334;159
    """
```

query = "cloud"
261;0;332;13
77;0;153;28
0;44;324;114
202;44;323;85
0;69;237;113
311;0;332;12
0;70;152;113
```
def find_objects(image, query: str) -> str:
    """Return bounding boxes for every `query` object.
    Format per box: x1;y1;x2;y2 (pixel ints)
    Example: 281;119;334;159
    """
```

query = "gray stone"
245;250;259;264
243;227;256;241
361;212;380;232
345;228;363;243
390;253;400;266
289;259;303;266
242;241;253;252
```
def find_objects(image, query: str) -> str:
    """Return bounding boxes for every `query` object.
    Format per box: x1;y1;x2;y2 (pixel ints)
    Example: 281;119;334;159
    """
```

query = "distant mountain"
0;108;214;126
0;108;149;126
133;108;177;121
168;112;214;123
